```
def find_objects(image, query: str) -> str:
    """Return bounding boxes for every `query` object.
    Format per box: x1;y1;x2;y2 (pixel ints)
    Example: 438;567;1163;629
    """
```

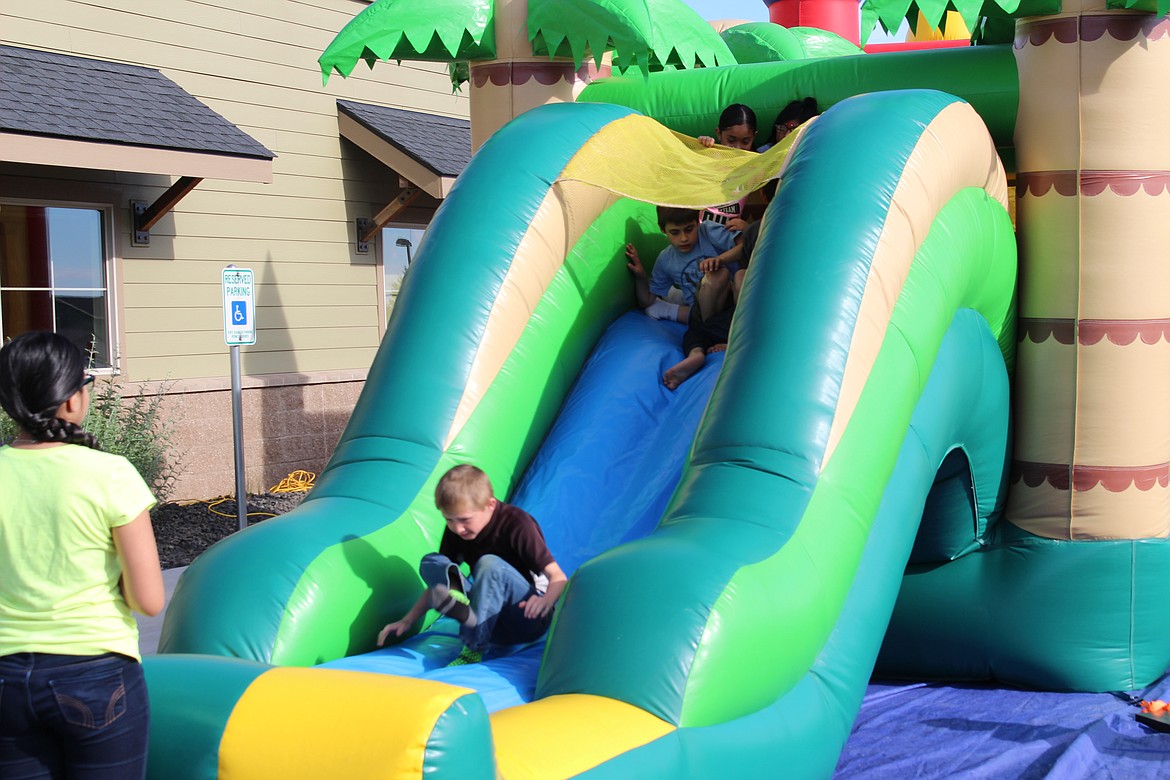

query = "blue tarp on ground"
833;672;1170;778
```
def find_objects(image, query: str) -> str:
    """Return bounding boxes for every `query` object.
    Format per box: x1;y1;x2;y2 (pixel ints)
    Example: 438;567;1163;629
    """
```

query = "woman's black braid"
26;412;98;449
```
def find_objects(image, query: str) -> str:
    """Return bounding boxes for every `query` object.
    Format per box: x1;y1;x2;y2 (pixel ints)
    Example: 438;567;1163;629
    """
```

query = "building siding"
1;0;467;497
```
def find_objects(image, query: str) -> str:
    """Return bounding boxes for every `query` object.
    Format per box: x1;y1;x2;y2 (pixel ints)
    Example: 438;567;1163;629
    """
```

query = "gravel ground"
151;492;307;569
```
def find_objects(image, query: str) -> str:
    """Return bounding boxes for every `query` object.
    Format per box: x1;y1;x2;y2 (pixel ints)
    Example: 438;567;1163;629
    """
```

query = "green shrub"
84;378;184;501
0;409;16;445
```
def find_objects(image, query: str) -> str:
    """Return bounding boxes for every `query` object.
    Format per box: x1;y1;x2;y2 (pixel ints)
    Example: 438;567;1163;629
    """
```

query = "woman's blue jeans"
420;553;552;651
0;652;149;779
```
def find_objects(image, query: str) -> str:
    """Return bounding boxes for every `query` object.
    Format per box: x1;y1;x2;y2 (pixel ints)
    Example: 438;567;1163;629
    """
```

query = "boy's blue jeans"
420;553;551;651
0;651;149;780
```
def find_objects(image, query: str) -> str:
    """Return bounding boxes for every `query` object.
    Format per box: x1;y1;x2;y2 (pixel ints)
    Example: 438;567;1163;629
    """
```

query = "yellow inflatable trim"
492;694;675;779
219;667;475;780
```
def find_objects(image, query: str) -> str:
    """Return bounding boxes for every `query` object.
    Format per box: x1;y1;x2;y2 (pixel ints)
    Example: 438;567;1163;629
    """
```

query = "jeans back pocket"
50;666;126;730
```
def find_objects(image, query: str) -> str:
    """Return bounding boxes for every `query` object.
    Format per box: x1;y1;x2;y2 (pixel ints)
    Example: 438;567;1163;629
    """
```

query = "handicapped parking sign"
222;267;256;345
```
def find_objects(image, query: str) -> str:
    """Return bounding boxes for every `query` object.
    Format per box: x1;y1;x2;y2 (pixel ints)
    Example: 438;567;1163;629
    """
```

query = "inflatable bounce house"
144;0;1170;776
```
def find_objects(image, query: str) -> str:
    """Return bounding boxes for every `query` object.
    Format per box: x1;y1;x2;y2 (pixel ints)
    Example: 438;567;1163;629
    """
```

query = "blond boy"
377;465;567;665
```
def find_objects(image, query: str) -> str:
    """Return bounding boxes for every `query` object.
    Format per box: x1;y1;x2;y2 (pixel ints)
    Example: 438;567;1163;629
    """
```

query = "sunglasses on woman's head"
776;121;801;138
81;374;95;389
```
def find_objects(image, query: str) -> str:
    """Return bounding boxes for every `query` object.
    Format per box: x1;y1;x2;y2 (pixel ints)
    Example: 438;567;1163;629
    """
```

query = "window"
0;203;113;367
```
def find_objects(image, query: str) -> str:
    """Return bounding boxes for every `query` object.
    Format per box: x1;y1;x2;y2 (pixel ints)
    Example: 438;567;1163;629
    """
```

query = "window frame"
0;195;121;373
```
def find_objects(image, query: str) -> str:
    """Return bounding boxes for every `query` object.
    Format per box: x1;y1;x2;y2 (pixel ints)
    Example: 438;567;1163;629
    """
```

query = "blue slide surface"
322;313;722;711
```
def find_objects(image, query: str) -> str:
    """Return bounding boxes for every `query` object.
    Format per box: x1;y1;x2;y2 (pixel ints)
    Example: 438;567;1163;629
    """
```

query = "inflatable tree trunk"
468;0;597;150
1010;1;1170;540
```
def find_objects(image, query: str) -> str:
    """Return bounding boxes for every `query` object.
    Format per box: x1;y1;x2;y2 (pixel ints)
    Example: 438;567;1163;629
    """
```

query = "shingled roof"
338;100;469;178
0;44;273;160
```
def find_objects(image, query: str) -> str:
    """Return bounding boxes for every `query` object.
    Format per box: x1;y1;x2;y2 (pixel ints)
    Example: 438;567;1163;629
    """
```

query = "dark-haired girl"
758;97;819;153
697;103;758;151
697;103;759;231
0;331;163;779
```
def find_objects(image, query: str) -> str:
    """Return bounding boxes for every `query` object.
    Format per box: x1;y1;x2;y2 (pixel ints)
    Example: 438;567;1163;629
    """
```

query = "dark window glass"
0;204;110;367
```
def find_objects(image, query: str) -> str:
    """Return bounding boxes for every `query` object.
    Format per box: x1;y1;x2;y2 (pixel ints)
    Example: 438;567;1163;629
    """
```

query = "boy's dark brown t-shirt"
438;501;555;588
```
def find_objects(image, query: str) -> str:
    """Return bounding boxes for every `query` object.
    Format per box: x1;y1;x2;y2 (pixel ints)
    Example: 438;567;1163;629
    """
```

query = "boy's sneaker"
429;585;476;626
447;646;483;667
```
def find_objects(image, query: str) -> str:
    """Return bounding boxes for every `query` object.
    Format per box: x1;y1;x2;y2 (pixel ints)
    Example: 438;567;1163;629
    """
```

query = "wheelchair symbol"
231;301;247;325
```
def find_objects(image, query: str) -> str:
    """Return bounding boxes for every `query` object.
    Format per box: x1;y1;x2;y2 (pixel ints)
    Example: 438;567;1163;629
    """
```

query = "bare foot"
663;350;705;390
706;343;728;354
663;366;694;390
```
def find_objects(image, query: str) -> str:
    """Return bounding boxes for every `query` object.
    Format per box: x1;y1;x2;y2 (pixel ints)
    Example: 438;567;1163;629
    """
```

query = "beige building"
0;1;470;499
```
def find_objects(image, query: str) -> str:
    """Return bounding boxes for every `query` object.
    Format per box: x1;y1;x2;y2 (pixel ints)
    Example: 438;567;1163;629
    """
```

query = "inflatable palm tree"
861;0;1170;666
319;0;736;149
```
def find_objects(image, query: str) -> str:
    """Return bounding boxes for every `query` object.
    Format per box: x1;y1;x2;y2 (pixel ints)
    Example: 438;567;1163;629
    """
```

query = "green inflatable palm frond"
319;0;496;81
720;22;861;63
1107;0;1170;15
859;0;1062;44
788;26;866;57
528;0;736;72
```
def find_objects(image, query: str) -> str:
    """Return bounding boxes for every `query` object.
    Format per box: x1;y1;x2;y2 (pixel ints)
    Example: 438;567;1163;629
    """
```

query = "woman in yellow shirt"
0;331;163;779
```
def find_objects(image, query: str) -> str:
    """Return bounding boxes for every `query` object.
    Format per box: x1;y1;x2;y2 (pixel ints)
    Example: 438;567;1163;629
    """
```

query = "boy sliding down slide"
661;222;756;389
626;206;741;325
627;206;745;388
378;464;567;666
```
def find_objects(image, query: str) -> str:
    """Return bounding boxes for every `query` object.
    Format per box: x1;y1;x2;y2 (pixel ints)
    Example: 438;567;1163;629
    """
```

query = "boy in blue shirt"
625;207;740;324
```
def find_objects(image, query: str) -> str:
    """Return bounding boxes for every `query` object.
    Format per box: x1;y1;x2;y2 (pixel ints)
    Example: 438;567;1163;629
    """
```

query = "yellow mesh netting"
558;114;810;207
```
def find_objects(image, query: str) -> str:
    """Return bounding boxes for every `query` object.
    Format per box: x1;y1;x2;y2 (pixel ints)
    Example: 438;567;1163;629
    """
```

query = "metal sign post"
222;266;256;532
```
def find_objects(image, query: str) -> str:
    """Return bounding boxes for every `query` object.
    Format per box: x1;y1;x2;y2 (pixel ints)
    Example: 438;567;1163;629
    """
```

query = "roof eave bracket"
356;186;422;251
131;176;204;246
